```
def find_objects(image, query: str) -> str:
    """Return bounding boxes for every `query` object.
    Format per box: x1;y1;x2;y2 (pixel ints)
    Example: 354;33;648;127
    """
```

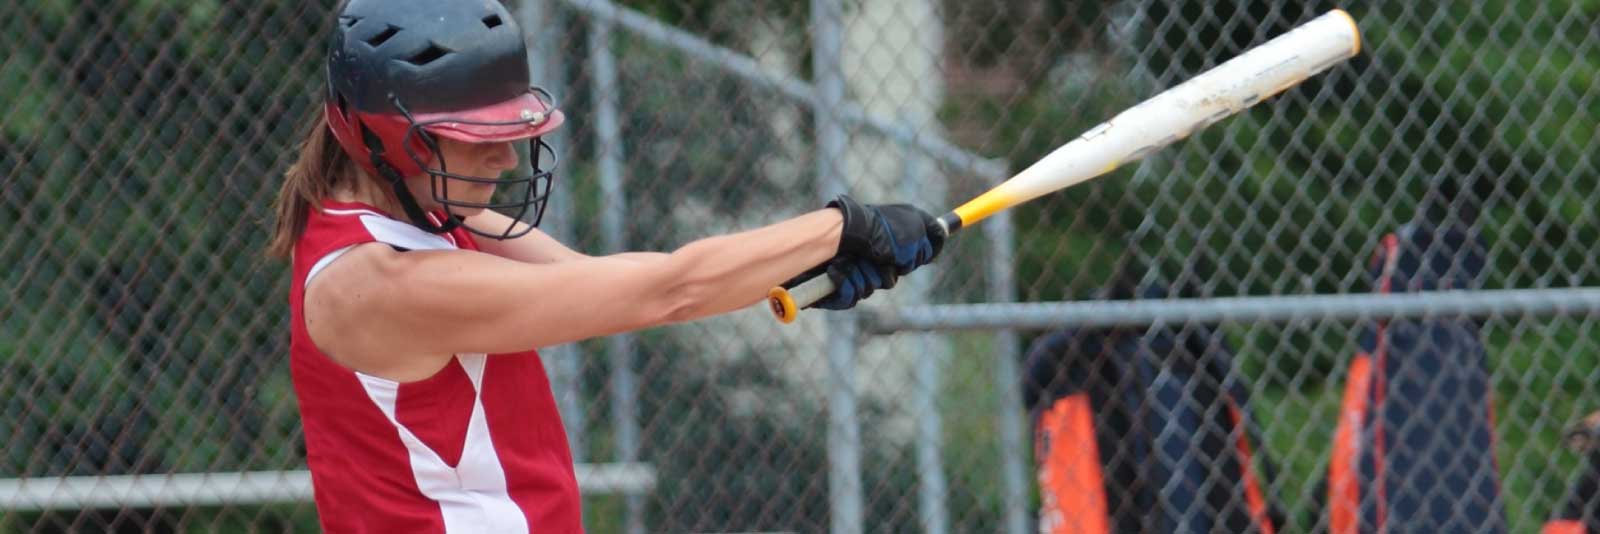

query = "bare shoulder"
302;242;451;381
304;242;404;310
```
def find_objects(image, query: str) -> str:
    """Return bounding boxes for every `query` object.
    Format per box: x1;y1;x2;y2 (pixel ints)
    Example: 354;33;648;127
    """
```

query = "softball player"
266;0;941;531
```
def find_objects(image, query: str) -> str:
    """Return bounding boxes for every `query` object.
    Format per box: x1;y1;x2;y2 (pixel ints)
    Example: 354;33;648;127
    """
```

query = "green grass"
1253;376;1343;531
934;331;1028;531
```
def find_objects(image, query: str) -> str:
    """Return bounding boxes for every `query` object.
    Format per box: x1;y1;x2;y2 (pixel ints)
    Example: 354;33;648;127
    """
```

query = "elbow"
657;277;712;324
649;251;720;324
661;300;699;325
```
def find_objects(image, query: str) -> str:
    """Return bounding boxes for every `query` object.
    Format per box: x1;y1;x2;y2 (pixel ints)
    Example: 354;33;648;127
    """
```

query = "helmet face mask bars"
324;0;566;239
396;89;562;238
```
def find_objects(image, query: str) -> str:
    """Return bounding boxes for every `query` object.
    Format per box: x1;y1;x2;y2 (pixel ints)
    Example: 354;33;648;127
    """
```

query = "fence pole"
900;140;950;534
986;195;1030;534
585;9;645;534
519;0;585;466
811;0;860;532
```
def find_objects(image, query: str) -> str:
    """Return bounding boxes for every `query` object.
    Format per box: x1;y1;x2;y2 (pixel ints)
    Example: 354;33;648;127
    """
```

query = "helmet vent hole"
406;44;451;66
365;25;400;47
360;124;384;152
340;16;361;28
482;15;503;29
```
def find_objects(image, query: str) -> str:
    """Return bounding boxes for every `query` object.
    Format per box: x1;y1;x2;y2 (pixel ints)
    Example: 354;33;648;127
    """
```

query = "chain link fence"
2;0;1597;532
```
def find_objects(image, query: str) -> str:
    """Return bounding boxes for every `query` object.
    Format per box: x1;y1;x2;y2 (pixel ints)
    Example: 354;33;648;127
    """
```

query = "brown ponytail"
267;111;361;258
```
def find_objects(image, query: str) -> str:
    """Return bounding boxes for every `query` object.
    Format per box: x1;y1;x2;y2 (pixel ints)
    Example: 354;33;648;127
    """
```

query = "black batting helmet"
325;0;564;238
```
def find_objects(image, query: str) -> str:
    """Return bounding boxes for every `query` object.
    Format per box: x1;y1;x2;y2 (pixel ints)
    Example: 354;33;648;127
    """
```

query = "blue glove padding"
783;255;899;311
812;257;898;310
829;195;944;275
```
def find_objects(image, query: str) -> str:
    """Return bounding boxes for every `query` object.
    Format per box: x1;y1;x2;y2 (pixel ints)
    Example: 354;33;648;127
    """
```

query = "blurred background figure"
1024;260;1283;534
1319;176;1506;533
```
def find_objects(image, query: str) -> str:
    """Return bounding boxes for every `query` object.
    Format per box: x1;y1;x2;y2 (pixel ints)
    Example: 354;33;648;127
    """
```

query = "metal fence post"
986;198;1030;534
586;8;644;534
811;0;860;532
519;0;585;466
900;140;950;534
824;314;863;534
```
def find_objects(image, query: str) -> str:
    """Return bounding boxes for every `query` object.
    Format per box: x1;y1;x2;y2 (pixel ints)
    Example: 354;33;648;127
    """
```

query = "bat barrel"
955;9;1361;218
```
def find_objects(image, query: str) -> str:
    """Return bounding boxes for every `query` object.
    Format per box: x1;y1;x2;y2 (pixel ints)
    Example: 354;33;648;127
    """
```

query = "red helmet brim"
415;92;565;143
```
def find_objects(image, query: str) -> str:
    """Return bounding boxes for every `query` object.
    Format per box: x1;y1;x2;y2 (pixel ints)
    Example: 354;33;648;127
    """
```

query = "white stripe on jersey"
321;207;457;251
306;210;455;288
356;355;530;534
360;215;456;251
305;245;356;288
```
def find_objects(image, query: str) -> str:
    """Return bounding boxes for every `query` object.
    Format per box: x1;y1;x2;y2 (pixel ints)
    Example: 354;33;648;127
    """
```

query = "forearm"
660;209;842;320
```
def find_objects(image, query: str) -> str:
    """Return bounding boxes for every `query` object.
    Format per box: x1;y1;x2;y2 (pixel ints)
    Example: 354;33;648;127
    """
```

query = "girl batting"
267;0;942;531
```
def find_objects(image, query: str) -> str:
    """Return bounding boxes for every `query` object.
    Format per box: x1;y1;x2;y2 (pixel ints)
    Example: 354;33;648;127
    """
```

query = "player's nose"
481;141;517;172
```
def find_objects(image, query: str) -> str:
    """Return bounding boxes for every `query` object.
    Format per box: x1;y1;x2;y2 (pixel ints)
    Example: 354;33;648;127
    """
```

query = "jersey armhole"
306;245;358;289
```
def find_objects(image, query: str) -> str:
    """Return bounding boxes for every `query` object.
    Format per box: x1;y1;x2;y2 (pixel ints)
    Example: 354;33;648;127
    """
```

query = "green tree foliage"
0;0;333;478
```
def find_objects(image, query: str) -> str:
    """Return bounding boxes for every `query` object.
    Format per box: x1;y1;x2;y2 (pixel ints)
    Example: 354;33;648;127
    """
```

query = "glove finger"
815;273;856;310
836;279;859;308
867;259;898;295
873;260;900;291
917;239;934;266
849;263;874;302
858;258;883;290
831;258;868;304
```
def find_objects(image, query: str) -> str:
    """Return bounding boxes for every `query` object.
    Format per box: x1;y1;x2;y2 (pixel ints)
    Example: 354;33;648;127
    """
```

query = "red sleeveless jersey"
288;200;582;533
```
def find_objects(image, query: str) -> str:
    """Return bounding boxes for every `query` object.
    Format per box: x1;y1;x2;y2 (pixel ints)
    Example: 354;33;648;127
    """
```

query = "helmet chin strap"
359;121;459;234
369;151;460;235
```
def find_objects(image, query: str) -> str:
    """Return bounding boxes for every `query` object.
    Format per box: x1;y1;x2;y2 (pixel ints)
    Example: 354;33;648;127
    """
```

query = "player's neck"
332;175;409;218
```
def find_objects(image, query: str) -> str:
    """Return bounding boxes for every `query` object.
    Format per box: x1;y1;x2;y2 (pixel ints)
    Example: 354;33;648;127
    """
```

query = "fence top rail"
866;287;1600;333
556;0;1009;180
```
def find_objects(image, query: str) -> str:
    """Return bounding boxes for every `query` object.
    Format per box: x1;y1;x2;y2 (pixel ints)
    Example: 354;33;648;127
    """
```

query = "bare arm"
305;209;841;378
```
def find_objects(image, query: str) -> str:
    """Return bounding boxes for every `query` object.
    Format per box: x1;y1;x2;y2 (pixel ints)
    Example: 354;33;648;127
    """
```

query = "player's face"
430;137;519;214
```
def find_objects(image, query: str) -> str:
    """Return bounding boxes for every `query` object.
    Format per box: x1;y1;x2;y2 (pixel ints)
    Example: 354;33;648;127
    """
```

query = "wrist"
816;207;845;253
827;194;874;257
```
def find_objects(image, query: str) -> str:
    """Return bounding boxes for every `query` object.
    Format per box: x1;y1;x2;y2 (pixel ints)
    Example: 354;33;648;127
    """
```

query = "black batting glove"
829;195;944;275
782;255;898;310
